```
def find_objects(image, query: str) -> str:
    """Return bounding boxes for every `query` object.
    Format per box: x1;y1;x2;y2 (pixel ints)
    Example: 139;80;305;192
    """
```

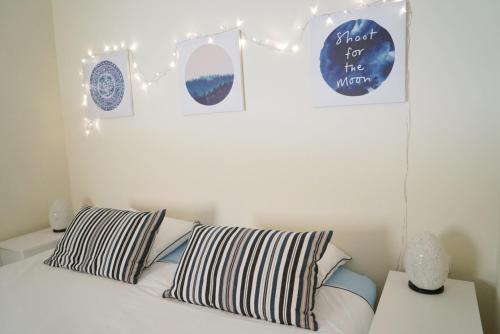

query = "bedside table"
369;271;483;334
0;228;63;266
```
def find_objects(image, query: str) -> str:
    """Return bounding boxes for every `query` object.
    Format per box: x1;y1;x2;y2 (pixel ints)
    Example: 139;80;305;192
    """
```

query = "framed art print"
177;30;245;115
83;50;134;118
310;1;406;107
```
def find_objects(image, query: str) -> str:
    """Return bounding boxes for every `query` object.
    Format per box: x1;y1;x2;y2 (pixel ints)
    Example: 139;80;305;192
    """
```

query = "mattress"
0;250;373;334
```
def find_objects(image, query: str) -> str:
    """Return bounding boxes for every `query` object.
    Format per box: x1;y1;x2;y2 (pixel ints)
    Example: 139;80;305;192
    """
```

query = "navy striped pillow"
44;207;165;284
164;223;333;331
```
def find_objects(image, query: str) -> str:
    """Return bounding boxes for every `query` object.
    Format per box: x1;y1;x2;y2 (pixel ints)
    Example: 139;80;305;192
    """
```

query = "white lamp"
49;199;73;233
405;231;450;294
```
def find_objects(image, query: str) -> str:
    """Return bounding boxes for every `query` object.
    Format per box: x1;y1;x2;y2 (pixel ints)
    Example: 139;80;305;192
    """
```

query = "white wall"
0;0;70;242
50;0;500;332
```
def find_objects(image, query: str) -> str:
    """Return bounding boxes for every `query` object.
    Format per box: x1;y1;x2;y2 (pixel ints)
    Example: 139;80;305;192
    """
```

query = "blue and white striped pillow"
45;207;165;284
164;223;333;331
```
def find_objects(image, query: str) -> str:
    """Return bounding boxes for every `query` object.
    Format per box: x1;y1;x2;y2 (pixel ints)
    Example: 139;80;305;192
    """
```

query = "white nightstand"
369;271;483;334
0;228;63;266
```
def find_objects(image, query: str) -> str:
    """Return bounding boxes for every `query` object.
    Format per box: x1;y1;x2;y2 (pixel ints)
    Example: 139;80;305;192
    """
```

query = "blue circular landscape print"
185;44;234;106
320;19;395;96
90;60;125;111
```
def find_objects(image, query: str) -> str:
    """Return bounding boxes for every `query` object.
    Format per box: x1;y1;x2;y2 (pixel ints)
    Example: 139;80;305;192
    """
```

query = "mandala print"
90;60;125;111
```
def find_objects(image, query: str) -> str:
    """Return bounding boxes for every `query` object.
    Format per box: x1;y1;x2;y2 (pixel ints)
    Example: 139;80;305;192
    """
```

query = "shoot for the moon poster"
310;1;406;107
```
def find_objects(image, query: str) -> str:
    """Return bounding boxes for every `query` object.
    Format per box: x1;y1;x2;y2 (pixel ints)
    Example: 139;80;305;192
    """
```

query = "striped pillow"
44;207;165;284
164;223;333;331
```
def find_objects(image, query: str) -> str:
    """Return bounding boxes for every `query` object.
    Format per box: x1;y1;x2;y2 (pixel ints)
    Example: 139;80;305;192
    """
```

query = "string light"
276;42;289;52
129;42;137;51
104;45;110;52
326;17;334;25
207;37;214;44
310;6;319;15
120;42;126;48
291;44;299;53
84;118;98;137
239;37;247;48
113;45;118;51
236;19;244;27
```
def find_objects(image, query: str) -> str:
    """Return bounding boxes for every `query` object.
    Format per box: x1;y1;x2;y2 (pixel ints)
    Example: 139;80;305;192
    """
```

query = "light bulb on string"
169;61;176;68
120;42;125;48
326;17;334;25
310;6;318;15
276;42;289;51
104;45;110;52
130;42;137;51
291;44;299;53
236;19;244;27
208;37;214;44
239;38;246;48
113;45;118;51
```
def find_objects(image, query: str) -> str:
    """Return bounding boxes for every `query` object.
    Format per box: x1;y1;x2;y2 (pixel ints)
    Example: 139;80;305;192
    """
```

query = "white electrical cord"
396;2;412;271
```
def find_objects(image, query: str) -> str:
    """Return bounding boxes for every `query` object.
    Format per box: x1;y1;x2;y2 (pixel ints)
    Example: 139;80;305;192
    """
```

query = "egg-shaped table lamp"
405;231;450;295
49;199;73;233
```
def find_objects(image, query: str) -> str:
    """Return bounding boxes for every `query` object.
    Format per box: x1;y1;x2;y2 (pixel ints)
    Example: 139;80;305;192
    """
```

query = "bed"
0;249;374;334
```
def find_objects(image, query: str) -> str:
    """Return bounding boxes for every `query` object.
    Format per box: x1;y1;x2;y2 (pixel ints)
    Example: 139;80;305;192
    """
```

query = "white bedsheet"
0;250;373;334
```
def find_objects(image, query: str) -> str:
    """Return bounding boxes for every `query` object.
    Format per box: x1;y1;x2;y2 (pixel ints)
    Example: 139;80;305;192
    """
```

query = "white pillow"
145;216;195;267
316;244;352;287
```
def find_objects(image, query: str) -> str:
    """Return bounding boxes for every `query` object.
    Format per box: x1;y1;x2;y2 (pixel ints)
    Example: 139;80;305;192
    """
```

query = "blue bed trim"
158;240;188;264
322;267;377;310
